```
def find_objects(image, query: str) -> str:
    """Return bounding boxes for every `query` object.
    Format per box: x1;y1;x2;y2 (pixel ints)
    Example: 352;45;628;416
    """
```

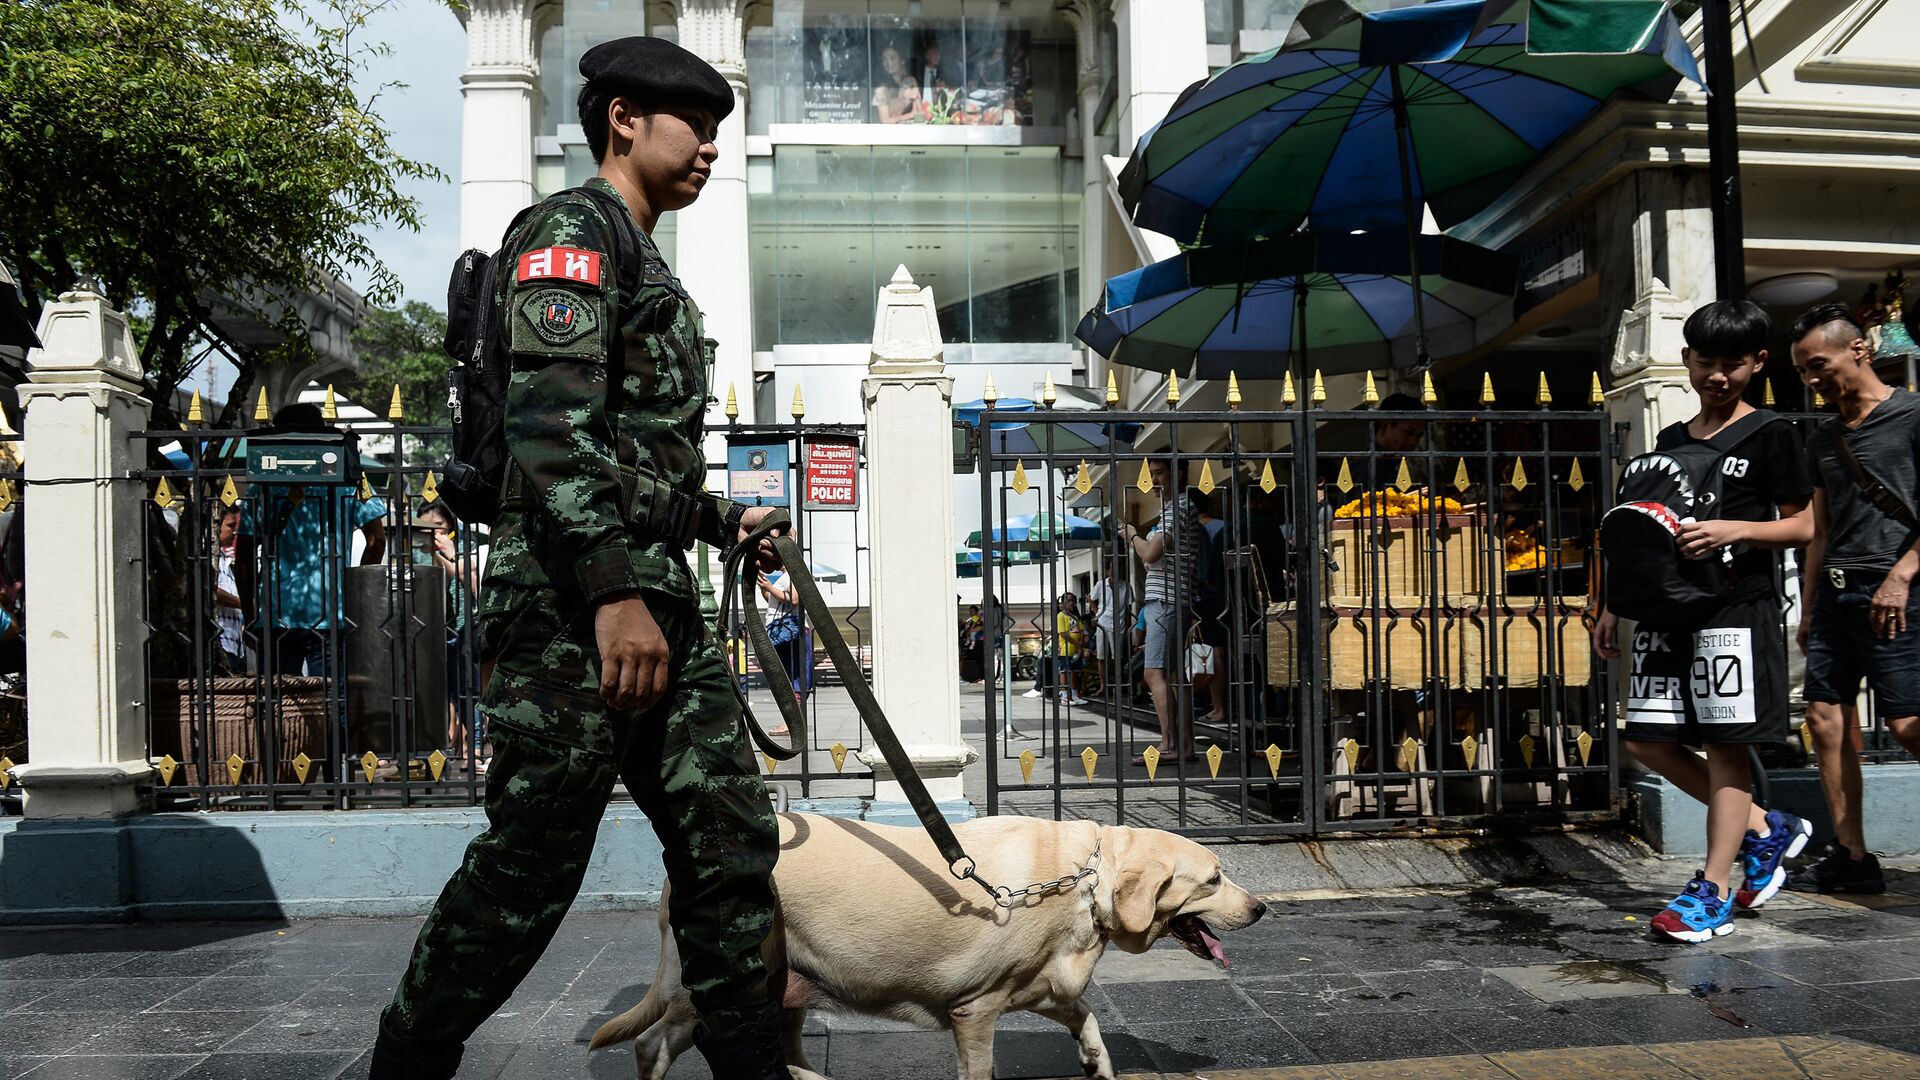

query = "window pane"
964;148;1067;343
771;147;875;344
872;146;971;340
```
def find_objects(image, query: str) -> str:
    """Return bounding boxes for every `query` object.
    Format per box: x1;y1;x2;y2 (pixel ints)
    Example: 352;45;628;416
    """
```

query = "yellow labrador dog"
589;812;1266;1080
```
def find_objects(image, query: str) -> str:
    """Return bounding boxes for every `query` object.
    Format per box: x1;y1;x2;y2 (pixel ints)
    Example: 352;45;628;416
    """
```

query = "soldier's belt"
502;463;709;550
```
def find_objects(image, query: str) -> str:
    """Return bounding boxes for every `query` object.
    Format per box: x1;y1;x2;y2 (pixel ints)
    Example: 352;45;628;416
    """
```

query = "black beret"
579;37;735;122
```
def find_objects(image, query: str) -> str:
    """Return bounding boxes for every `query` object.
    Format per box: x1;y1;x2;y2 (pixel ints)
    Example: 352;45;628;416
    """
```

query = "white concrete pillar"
459;0;538;251
12;289;153;818
1113;0;1208;151
861;267;976;804
676;0;757;431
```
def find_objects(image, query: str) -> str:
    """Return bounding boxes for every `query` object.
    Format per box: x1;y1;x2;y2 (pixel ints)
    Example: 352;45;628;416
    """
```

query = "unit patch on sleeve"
517;287;601;349
516;245;603;286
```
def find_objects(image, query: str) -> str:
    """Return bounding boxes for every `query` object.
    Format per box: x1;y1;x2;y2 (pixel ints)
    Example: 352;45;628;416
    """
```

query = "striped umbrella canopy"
954;399;1142;458
1078;232;1516;377
1120;0;1702;245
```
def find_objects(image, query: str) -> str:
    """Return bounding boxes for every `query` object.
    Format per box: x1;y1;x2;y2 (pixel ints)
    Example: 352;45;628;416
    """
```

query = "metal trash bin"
345;563;447;757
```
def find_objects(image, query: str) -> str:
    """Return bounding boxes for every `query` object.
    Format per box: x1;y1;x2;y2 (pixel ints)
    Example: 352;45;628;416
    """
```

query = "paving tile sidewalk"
5;865;1920;1079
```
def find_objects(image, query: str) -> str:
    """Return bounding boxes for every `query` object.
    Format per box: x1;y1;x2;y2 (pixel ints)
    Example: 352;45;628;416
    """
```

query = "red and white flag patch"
516;246;603;286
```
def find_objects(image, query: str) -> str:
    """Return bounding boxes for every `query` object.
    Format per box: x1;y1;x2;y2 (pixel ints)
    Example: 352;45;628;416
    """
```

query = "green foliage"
352;300;448;425
0;0;443;423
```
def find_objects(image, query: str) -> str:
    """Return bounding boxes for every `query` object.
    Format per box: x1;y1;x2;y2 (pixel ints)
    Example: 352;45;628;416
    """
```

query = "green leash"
718;510;1002;903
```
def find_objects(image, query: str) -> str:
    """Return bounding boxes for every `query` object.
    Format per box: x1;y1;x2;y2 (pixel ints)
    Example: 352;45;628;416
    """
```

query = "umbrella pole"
1388;67;1429;368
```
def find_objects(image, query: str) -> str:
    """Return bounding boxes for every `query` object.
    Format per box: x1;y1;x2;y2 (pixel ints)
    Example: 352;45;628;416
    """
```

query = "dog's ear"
1105;829;1175;948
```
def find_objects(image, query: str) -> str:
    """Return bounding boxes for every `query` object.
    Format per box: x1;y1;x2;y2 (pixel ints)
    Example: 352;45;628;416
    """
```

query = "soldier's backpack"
1599;409;1782;629
440;185;641;527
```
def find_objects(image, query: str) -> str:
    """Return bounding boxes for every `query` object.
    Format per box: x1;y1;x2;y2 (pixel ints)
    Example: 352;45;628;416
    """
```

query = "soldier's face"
632;105;720;213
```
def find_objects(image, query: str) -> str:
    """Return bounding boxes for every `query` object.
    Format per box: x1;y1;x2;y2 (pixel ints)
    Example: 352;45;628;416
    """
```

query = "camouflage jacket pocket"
483;666;617;757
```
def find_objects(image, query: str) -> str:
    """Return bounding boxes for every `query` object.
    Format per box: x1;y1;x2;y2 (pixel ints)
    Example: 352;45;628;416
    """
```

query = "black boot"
692;1005;787;1080
368;1016;463;1080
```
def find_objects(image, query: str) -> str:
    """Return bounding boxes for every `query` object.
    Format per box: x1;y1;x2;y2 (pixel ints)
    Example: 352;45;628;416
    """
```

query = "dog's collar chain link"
961;837;1101;910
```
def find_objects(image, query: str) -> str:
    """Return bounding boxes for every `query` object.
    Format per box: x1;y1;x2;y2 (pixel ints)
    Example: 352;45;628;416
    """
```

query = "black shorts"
1623;593;1790;745
1804;571;1920;718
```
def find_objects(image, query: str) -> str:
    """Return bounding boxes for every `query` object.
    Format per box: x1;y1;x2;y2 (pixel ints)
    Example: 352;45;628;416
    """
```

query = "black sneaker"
1798;841;1886;895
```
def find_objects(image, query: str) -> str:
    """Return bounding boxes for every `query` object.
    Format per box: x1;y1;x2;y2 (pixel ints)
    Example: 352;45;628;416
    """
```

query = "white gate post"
860;266;976;807
12;287;153;817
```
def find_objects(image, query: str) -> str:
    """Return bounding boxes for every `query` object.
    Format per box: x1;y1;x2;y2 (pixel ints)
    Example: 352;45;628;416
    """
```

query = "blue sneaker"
1735;808;1814;909
1651;873;1735;943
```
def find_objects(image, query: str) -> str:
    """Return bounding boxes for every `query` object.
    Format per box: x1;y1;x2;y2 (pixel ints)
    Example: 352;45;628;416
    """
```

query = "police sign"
802;436;860;511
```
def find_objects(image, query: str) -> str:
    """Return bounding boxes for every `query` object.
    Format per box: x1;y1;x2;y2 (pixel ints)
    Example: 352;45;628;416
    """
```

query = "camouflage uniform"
382;177;776;1048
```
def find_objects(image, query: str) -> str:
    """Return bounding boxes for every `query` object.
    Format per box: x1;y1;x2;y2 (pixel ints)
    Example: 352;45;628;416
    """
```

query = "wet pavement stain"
1688;982;1752;1028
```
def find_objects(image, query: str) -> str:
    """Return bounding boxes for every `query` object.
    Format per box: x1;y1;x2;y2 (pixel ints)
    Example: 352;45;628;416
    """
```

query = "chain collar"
980;835;1100;910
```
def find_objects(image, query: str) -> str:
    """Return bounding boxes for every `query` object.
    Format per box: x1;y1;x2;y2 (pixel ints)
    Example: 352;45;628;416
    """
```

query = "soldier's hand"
739;506;789;573
594;594;671;711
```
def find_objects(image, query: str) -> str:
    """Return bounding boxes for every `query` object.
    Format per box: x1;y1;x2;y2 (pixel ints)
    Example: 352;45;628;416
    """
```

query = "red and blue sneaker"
1651;873;1734;943
1735;808;1813;909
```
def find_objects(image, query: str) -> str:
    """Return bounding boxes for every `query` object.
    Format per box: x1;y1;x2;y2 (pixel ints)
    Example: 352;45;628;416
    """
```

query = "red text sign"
802;437;860;511
516;246;603;286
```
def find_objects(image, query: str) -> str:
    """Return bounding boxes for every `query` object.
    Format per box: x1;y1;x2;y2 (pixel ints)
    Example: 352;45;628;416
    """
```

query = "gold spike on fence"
763;753;778;775
1020;749;1036;784
361;751;379;783
1311;370;1327;407
1143;744;1160;781
387;385;406;422
1460;735;1478;768
0;479;15;514
1264;744;1282;779
1362;370;1380;406
1011;460;1030;494
220;475;238;511
1206;744;1224;779
1260;460;1277;493
155;755;178;786
357;474;376;502
1422;371;1438;407
1197;459;1216;495
1105;368;1119;406
1519;733;1536;769
1763;380;1776;407
0;756;12;789
255;387;271;424
1081;746;1098;781
1510;458;1529;492
1395;457;1413;493
1535;372;1552;407
1136;458;1153;494
1453;457;1471;493
188;390;205;424
323;385;339;422
1479;373;1495;408
153;477;176;510
1568;459;1586;492
1042;371;1057;407
1342;738;1361;771
725;382;740;422
984;371;999;407
790;385;805;421
831;743;848;771
1812;387;1825;407
1166;371;1181;405
421;472;440;504
1576;730;1594;766
1336;457;1354;494
1074;459;1092;495
1399;737;1420;774
428;750;447;782
292;752;313;784
226;754;245;786
1227;371;1242;409
1281;371;1297;408
1589;372;1604;407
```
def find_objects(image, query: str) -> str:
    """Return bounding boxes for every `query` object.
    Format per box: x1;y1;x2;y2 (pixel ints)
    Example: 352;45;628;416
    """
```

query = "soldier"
369;37;790;1080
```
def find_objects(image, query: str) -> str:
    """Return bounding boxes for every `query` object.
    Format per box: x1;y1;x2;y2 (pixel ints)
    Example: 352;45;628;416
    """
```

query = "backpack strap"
1702;407;1782;452
1829;420;1920;532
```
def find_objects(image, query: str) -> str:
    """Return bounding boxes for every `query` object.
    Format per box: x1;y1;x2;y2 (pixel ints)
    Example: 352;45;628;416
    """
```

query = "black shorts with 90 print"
1623;592;1790;745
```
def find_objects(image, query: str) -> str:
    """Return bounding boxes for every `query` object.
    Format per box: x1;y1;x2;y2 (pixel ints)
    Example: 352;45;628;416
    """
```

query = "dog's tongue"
1197;922;1228;968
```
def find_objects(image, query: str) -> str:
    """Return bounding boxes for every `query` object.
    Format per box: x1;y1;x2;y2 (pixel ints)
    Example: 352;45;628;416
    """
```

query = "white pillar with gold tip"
860;266;976;805
13;287;153;817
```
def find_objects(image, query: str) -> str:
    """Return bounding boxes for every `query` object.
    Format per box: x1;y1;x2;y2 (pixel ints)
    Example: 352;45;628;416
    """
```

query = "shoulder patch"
517;246;603;286
517;287;601;348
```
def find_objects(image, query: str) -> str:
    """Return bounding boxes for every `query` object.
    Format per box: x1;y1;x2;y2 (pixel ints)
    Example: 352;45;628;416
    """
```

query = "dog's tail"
588;989;666;1052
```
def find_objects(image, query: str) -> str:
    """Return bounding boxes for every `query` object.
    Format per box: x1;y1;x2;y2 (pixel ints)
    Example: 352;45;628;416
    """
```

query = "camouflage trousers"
381;591;778;1043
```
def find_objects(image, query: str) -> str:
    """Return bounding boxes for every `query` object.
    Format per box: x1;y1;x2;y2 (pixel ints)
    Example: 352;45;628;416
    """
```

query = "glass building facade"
532;0;1083;355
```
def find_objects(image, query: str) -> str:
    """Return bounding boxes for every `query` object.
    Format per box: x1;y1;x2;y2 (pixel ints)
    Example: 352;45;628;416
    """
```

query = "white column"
676;0;757;431
861;267;976;804
1600;171;1717;461
459;0;538;251
12;289;153;818
1113;0;1208;150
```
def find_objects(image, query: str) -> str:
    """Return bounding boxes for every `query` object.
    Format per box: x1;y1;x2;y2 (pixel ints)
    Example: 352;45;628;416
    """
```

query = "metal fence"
971;404;1619;836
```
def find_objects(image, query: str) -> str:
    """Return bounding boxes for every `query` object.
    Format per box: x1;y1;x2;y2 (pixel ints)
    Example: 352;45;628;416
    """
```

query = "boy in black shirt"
1594;301;1815;942
1793;302;1920;893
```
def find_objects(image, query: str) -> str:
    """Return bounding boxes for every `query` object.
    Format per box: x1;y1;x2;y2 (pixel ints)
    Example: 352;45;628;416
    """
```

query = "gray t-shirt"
1807;389;1920;573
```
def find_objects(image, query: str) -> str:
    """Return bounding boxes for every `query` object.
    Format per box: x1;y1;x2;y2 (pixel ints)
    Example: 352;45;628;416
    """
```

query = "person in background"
235;402;388;678
960;604;985;684
757;568;805;732
872;46;921;123
214;505;248;675
1119;458;1201;764
414;502;485;768
1792;302;1920;894
1089;563;1132;697
1192;490;1229;722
